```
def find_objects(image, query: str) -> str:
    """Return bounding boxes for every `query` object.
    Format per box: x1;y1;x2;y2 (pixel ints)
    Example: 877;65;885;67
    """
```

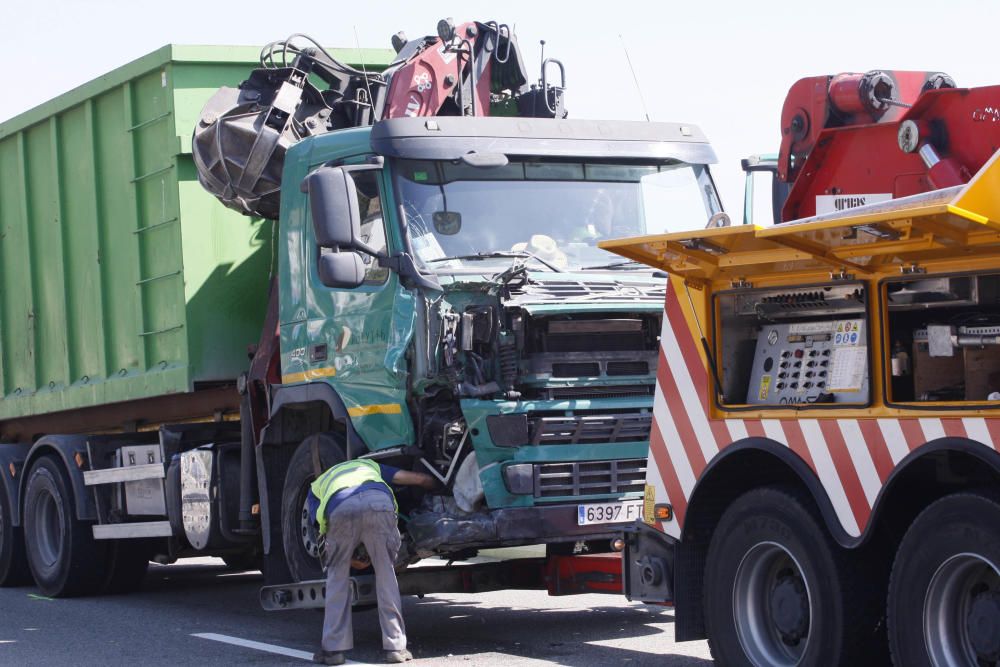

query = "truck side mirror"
303;167;361;248
317;252;366;289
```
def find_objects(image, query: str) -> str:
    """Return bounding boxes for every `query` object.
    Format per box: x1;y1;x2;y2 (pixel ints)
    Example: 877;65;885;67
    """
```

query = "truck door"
286;164;417;451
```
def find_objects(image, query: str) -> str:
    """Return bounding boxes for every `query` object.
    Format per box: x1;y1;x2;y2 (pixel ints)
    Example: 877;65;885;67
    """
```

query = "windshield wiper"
426;251;563;273
578;260;647;271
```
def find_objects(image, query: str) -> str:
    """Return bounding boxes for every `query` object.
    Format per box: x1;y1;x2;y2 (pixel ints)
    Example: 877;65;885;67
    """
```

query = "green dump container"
0;45;394;426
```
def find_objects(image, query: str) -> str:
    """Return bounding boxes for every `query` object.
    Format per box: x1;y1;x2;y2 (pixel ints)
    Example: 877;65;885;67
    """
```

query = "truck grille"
528;413;652;445
546;385;654;400
511;280;666;303
606;361;650;376
533;458;647;498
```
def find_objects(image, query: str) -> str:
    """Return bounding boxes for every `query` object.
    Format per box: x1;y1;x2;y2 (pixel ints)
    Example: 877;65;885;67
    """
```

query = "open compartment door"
602;149;1000;280
598;225;830;284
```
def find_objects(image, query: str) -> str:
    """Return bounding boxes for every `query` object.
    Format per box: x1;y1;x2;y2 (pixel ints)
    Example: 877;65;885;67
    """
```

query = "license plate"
577;500;643;526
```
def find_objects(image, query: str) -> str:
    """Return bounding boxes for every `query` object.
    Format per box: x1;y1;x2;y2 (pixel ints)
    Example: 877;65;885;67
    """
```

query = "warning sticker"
834;320;863;346
758;375;772;401
643;485;656;525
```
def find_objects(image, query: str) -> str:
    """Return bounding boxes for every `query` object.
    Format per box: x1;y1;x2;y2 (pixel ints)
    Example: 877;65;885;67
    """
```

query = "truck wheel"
703;485;882;667
23;456;107;597
280;433;345;582
0;486;31;586
888;492;1000;667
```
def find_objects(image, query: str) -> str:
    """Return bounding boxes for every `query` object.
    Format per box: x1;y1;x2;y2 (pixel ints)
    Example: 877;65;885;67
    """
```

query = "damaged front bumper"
407;499;636;556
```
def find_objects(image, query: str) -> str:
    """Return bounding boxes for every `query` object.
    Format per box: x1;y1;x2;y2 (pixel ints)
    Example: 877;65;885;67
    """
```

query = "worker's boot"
385;649;413;663
312;650;346;665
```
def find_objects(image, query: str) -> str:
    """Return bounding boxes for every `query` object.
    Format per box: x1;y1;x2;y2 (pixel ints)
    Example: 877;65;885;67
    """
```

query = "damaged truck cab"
267;116;722;578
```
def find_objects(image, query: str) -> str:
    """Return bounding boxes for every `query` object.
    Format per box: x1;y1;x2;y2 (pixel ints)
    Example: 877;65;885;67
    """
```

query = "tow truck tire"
23;456;107;597
281;433;346;582
703;485;883;667
887;492;1000;667
0;485;31;586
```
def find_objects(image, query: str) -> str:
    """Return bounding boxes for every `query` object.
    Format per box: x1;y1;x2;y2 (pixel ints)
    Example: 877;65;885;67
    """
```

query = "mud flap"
622;520;676;603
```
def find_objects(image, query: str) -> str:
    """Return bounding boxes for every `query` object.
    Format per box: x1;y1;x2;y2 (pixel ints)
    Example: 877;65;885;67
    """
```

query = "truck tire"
23;456;107;597
280;433;345;582
887;492;1000;667
703;485;884;667
0;486;31;586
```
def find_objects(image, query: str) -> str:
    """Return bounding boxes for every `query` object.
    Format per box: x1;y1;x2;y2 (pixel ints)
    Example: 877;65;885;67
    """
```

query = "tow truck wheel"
280;433;345;582
0;484;31;586
22;456;107;597
704;485;882;667
888;492;1000;667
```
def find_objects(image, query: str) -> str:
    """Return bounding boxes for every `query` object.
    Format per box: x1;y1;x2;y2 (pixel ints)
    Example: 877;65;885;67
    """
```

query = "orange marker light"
8;462;15;478
74;452;85;468
654;504;673;521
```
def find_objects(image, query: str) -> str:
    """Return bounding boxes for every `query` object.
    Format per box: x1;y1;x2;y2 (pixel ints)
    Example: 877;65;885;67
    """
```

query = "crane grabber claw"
192;18;568;219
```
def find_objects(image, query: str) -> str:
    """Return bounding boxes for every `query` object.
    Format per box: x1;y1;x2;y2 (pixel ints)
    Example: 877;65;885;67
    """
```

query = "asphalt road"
0;555;712;666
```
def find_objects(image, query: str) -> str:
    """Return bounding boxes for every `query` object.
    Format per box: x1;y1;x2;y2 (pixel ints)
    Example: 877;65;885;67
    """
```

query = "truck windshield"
393;158;722;272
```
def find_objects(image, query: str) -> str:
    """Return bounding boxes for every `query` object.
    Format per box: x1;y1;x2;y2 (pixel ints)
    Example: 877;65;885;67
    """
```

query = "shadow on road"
395;595;711;666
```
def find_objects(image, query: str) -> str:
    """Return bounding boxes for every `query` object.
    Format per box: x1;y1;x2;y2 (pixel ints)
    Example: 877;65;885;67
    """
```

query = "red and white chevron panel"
649;282;1000;539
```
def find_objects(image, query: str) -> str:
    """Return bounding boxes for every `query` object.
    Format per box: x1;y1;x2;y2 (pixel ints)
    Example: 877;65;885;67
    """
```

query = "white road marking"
192;632;381;665
192;633;314;661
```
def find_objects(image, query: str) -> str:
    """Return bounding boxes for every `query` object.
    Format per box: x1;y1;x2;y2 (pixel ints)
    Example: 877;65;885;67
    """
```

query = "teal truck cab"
264;115;722;583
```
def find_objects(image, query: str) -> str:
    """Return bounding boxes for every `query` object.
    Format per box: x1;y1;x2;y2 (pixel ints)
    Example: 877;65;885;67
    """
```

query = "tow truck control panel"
746;319;869;405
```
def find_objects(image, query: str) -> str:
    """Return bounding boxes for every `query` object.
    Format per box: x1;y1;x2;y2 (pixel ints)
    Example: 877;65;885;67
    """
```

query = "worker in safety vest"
310;458;436;665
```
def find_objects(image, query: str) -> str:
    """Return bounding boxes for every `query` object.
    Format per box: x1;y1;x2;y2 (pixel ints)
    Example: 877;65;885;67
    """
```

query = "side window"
885;272;1000;403
318;169;389;284
715;283;870;408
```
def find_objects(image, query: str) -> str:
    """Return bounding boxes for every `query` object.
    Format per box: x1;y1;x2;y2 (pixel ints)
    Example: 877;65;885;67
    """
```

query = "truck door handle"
309;344;328;362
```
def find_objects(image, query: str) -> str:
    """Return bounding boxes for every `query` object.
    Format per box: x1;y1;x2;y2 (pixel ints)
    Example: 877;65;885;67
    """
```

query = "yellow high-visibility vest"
311;459;396;533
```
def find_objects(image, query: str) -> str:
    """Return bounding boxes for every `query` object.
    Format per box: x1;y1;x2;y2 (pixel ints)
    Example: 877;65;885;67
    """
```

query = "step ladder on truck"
600;73;1000;666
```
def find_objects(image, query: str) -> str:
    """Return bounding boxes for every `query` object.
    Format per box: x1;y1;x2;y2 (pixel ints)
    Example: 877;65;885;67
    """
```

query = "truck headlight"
503;463;534;495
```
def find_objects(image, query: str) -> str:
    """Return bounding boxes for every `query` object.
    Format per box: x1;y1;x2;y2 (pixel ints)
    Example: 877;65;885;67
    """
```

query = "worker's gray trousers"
321;489;406;652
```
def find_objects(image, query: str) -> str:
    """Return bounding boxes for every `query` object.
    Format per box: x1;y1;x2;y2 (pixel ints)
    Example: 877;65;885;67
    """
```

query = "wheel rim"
298;487;322;561
924;552;1000;667
733;541;812;667
33;489;63;570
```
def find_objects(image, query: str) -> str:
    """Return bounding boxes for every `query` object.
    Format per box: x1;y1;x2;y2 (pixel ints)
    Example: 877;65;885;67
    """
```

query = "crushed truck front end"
271;116;722;568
